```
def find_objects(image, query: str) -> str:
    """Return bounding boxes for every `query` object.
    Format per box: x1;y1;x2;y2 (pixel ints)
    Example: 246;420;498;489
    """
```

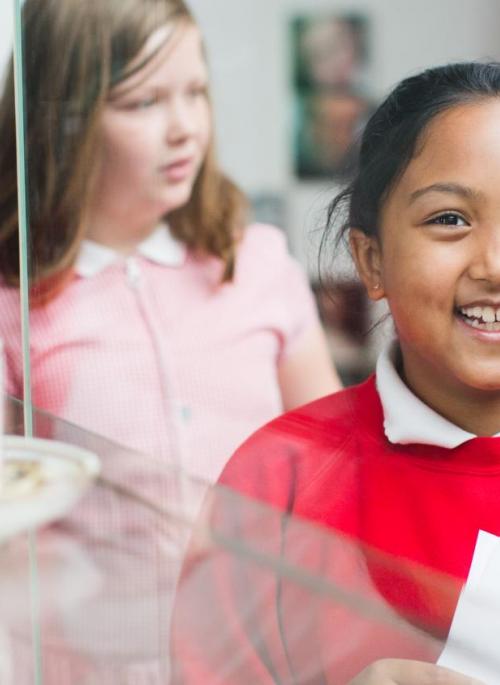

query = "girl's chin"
157;190;193;215
459;372;500;393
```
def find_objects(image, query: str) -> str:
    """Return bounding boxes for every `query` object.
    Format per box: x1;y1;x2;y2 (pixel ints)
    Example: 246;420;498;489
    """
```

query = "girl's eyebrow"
408;182;485;205
109;74;208;102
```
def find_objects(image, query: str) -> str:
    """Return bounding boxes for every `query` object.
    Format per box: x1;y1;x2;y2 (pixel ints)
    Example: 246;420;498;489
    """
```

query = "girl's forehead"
383;99;500;210
112;22;204;94
413;101;500;170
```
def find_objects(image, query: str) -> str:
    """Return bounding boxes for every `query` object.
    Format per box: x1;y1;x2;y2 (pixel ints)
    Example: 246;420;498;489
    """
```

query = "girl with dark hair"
0;0;340;488
171;62;500;684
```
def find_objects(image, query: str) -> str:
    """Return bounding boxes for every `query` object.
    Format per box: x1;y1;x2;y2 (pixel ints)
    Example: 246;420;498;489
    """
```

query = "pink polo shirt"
0;223;319;483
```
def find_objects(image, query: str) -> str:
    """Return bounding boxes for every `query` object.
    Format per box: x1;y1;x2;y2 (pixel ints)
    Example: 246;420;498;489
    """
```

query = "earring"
372;283;381;291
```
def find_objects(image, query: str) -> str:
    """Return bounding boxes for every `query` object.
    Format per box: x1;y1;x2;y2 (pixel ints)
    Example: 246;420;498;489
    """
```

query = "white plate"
0;436;100;544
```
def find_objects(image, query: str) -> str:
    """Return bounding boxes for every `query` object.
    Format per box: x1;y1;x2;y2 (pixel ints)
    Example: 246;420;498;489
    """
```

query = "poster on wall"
291;14;373;180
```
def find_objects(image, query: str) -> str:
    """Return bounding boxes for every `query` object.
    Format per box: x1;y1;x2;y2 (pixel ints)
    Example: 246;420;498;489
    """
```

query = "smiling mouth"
457;305;500;331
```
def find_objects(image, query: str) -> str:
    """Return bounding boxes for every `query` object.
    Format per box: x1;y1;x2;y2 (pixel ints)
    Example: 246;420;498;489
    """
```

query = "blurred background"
2;0;500;384
188;0;500;382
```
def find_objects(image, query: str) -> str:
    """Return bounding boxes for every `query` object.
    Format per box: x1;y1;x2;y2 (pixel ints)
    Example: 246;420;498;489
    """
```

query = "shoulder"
0;281;21;329
0;279;20;303
237;223;290;265
235;223;308;292
219;375;381;506
240;222;287;246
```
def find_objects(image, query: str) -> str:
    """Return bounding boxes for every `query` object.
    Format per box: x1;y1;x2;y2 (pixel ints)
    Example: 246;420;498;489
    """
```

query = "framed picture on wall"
291;13;373;180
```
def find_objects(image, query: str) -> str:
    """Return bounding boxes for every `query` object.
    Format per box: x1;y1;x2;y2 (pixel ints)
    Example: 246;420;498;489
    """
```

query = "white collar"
74;223;186;278
376;341;500;447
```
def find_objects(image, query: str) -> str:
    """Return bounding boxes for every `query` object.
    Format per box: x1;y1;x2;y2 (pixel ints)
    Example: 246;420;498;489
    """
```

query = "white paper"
438;530;500;684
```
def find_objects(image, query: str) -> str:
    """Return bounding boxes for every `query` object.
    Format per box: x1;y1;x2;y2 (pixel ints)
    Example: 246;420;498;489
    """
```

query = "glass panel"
0;397;34;685
0;1;37;683
172;483;500;684
3;401;500;684
1;0;29;417
3;400;500;684
29;403;206;684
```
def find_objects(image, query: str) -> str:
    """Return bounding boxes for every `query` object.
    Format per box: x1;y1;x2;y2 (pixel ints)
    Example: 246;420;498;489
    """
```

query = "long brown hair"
0;0;246;302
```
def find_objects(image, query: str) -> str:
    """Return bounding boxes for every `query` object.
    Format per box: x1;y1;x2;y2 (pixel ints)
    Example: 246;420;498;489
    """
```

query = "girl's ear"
349;228;385;301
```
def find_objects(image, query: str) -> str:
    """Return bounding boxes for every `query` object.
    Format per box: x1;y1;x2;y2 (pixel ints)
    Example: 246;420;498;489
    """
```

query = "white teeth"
483;306;496;323
466;319;500;331
459;305;500;323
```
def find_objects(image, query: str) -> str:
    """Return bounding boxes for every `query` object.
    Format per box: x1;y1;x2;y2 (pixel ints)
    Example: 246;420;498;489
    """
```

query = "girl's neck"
84;209;164;256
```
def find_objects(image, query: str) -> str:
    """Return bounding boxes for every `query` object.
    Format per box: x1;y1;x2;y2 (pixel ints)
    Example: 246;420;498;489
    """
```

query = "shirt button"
126;257;141;286
179;405;192;422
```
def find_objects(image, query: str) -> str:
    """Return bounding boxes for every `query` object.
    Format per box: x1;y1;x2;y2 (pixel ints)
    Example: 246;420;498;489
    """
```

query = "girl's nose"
469;228;500;284
166;99;196;144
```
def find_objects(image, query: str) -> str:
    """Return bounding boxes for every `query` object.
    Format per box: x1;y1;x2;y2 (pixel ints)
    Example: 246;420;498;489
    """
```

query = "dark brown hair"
324;62;500;251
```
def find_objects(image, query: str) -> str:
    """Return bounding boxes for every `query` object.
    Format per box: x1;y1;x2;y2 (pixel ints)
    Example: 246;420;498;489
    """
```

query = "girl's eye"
188;85;207;98
131;97;157;109
427;213;468;227
116;96;158;111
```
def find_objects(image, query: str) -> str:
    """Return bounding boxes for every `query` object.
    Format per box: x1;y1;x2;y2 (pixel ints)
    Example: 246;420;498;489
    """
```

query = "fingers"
349;659;487;685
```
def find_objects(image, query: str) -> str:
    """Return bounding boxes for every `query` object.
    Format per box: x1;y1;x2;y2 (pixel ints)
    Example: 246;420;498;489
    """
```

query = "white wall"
189;0;500;270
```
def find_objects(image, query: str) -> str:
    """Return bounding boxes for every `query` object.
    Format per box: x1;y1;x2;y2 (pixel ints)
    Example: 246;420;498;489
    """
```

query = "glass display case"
3;2;500;684
3;401;500;684
1;397;207;684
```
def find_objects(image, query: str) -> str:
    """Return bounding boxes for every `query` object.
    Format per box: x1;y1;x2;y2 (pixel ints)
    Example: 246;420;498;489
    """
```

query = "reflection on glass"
0;398;32;685
170;380;500;685
1;399;205;684
171;490;443;683
0;399;480;685
0;534;35;684
2;400;499;684
172;483;500;684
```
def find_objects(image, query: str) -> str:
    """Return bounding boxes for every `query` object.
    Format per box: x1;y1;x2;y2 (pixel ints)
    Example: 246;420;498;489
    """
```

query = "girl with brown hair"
0;0;340;486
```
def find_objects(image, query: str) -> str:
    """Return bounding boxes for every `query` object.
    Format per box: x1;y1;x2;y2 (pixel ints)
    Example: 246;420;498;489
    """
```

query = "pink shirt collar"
74;223;187;278
376;341;500;447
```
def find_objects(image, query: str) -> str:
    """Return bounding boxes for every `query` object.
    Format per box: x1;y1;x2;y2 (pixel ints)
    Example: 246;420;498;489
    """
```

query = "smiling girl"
171;62;500;684
0;0;340;488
